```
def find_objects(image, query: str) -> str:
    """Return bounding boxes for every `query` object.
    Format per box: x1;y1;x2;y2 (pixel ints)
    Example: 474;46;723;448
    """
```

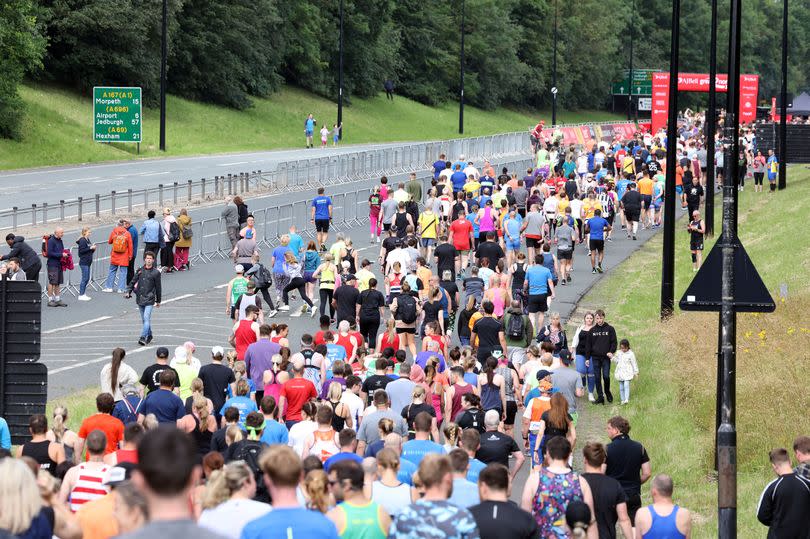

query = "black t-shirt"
473;316;503;349
198;363;236;414
475;241;504;269
648;160;660;175
382;236;399;262
401;402;435;435
581;473;627;539
440;280;459;310
621;190;642;211
540;410;572;437
685;184;704;204
470;500;540;539
455;407;486;433
334;284;360;321
362;374;392;404
422;300;442;324
434;242;458;273
605;434;650;496
139;363;180;393
476;430;520;467
358;289;386;319
564;179;579;200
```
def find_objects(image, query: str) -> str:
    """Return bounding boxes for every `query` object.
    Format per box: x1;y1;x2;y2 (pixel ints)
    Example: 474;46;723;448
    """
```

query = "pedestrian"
140;209;163;255
619;182;641;240
103;219;133;293
126;251;161;346
319;124;330;148
612;339;639;405
384;79;394;100
580;442;633;539
0;257;26;281
280;252;315;316
586;309;617;404
531;393;576;469
311;187;333;251
470;463;539;539
45;227;68;307
173;208;192;271
160;207;179;272
756;447;810;537
752;149;767;192
222;197;240;248
795;436;810;480
687;210;705;271
683;173;704;218
303;113;317;148
1;233;42;281
76;227;96;301
331;123;341;146
635;474;693;539
555;213;576;284
537;312;568;355
766;148;778;192
571;311;595;401
523;253;555;333
604;416;651;527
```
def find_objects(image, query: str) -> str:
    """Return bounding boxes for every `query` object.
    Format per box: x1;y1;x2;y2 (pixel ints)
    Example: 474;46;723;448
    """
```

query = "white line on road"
161;293;195;304
139;171;171;177
214;283;229;289
218;161;249;167
42;316;112;335
49;346;156;374
58;177;99;183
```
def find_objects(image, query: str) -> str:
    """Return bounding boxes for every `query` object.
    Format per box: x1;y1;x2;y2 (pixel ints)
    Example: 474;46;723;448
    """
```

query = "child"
332;123;342;146
320;125;330;148
612;338;639;405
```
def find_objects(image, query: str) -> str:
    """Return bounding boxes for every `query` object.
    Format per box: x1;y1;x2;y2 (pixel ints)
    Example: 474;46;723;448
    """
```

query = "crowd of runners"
1;115;808;539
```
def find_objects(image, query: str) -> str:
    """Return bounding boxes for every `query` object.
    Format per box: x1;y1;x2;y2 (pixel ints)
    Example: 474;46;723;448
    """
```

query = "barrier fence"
3;131;530;232
36;156;534;298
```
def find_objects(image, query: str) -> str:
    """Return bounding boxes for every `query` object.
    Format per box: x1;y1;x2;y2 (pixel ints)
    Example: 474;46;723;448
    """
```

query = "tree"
0;0;46;139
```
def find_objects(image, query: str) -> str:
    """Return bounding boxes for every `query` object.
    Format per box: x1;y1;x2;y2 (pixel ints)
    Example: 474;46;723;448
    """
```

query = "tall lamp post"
458;0;465;134
337;0;344;140
627;0;634;122
778;0;788;189
705;0;718;237
551;0;558;126
159;0;168;152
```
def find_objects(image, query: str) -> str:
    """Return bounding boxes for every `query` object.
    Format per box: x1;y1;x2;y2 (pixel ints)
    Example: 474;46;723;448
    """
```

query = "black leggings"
754;172;764;186
161;242;175;269
283;277;313;307
319;288;335;318
257;285;275;310
359;317;381;348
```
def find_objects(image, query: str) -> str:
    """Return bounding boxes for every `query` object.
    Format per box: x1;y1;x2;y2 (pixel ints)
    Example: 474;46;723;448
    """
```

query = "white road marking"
58;176;99;183
214;283;229;289
218;161;249;167
42;316;112;335
139;171;171;177
161;293;195;304
49;346;155;374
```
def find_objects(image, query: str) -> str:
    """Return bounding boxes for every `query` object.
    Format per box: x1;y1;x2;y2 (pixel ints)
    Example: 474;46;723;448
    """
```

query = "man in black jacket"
1;234;42;281
757;447;810;538
127;251;162;346
586;309;617;404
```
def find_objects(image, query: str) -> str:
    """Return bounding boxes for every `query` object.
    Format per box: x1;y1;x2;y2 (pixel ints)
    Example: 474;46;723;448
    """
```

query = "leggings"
283;277;313;307
370;213;381;236
319;288;335;318
257;285;276;310
753;172;764;186
359;317;381;348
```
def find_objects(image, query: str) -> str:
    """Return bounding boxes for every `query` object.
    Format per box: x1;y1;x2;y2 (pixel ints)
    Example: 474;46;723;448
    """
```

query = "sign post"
93;87;142;146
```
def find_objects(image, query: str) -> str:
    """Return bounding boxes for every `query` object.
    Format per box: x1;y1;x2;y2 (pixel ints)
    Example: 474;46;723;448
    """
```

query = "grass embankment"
0;83;623;170
575;167;810;537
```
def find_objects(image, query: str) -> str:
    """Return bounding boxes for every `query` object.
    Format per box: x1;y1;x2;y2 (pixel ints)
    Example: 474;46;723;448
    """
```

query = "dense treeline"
2;0;809;140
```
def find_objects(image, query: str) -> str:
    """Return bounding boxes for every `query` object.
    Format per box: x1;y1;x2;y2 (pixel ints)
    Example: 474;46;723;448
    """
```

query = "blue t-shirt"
525;265;553;295
448;477;481;508
240;507;338;539
312;196;332;220
466;213;480;237
325;343;347;365
0;418;11;450
433;160;446;179
588;216;609;240
324;451;364;471
401;439;446;466
767;155;778;178
397;458;418;485
305;118;316;134
451;171;468;192
288;233;304;258
505;218;522;240
272;246;290;273
220;396;258;428
466;458;487;483
259;419;289;445
616;179;631;201
415;351;446;373
140;389;186;424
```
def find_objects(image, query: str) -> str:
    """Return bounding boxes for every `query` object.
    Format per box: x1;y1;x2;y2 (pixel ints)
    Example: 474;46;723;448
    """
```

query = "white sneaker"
101;288;113;293
588;392;595;402
78;295;92;301
312;297;319;305
311;307;318;318
278;305;290;311
268;309;278;318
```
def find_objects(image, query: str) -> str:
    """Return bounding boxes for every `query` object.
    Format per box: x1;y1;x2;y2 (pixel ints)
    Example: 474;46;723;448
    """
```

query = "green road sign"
93;87;142;143
611;69;656;96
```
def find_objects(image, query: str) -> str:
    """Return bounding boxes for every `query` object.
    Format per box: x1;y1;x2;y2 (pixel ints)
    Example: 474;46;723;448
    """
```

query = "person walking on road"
160;207;179;272
580;442;634;539
103;220;133;294
45;227;68;307
311;187;333;251
756;447;810;538
585;209;610;274
76;227;96;301
586;309;617;404
605;416;651;527
222;197;240;248
126;251;162;346
124;218;138;286
174;208;192;271
1;233;42;281
634;474;692;539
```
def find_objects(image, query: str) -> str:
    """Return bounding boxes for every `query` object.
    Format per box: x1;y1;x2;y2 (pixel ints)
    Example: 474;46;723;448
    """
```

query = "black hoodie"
586;322;617;358
0;236;41;271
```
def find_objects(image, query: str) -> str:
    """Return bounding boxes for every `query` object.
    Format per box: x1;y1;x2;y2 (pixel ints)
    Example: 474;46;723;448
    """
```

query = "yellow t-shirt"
463;181;481;196
622;156;635;173
417;211;439;239
582;199;603;219
557;198;570;218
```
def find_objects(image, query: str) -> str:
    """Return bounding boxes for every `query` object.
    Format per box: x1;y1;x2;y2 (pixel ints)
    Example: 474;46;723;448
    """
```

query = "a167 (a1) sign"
93;87;142;143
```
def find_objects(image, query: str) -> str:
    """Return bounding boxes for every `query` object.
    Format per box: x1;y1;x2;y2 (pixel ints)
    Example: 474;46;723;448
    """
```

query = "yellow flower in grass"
787;327;796;335
758;330;766;340
744;331;752;339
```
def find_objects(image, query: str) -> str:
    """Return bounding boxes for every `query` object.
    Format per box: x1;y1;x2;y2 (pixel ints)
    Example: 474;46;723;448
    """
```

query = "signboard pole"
705;0;719;237
458;0;465;135
159;0;168;151
778;0;788;190
627;0;634;121
660;0;680;319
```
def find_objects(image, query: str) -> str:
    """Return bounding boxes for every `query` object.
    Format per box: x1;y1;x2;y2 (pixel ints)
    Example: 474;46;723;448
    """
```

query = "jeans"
105;264;128;291
592;355;611;399
619;380;631;402
138;304;153;339
79;265;91;295
459;336;470;347
575;354;596;393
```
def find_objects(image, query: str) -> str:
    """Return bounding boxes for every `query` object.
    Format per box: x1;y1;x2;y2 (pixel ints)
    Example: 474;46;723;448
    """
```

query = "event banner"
651;72;759;133
541;123;639;146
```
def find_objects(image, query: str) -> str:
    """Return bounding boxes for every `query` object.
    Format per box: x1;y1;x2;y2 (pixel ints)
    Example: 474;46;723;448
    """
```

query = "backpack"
397;294;417;324
236;440;270;502
506;312;526;340
112;231;129;254
116;397;143;425
251;264;272;288
41;235;51;257
181;224;193;240
168;222;181;243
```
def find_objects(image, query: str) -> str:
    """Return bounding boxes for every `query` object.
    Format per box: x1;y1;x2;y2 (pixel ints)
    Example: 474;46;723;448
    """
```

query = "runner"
687;210;705;271
584;209;611;274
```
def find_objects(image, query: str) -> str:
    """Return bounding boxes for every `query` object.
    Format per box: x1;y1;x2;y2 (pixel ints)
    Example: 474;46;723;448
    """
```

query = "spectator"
793;435;810;480
103;219;133;293
160;208;178;272
221;197;240;248
76;227;96;300
174;208;192;271
0;415;10;450
140;209;163;255
45;227;67;307
1;233;42;280
756;447;810;537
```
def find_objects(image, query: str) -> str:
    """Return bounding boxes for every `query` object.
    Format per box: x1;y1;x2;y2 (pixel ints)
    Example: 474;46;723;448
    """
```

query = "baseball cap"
361;259;373;267
234;264;244;273
536;369;553;381
103;462;137;487
156;347;169;359
211;346;225;357
558;349;572;364
344;274;357;282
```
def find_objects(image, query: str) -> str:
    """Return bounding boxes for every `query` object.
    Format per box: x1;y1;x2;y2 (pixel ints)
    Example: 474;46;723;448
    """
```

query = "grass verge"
0;83;623;170
574;166;810;537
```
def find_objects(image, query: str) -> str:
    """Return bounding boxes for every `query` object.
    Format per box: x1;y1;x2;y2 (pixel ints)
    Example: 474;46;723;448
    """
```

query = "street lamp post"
778;0;788;189
705;0;718;237
159;0;167;152
459;0;465;135
551;0;558;126
627;0;634;122
337;0;344;140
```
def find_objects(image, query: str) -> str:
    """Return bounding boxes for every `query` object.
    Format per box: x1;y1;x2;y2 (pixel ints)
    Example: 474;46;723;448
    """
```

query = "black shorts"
557;249;573;260
504;401;518;425
315;219;330;232
641;194;652;208
624;209;640;222
690;238;704;251
589;239;605;252
527;293;548;314
396;327;416;334
526;236;542;248
47;263;63;285
626;492;642;525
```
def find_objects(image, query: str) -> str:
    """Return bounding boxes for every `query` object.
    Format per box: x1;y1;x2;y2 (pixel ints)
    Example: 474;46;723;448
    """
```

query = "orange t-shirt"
76;493;118;539
637;178;654;196
675;166;684;186
78;414;124;458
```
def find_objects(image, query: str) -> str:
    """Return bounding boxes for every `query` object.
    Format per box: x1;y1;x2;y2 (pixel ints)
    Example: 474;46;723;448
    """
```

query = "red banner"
651;72;759;133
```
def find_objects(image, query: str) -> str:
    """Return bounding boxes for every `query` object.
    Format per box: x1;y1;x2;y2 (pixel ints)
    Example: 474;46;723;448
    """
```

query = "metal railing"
3;131;530;232
36;155;535;298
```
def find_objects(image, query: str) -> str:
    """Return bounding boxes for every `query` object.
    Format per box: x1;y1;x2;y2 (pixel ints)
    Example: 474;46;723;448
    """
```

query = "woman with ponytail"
565;500;593;539
198;461;271;539
46;405;79;463
100;347;138;402
477;356;506;419
179;395;217;461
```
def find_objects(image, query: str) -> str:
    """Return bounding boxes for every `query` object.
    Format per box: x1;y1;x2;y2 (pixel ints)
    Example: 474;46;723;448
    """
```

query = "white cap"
234;264;244;273
211;346;225;357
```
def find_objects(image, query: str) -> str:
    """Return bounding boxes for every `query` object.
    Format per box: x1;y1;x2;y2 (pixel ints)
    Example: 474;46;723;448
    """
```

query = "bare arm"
640;461;652;484
616;502;633;539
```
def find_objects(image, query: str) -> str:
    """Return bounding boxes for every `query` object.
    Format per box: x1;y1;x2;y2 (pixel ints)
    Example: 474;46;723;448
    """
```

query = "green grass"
576;167;810;537
0;83;623;170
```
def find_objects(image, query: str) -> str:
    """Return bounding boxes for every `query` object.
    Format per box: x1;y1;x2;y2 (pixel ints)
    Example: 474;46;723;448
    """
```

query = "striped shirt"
69;463;110;512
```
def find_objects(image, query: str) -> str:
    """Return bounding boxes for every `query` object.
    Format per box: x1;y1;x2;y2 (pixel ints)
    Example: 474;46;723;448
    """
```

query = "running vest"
337;501;387;539
310;429;339;462
22;440;58;475
511;262;526;290
450;383;474;421
527;397;551;434
394;213;409;237
320;266;336;290
388;272;402;297
69;463;111;512
238;293;258;320
479;207;495;232
480;380;502;412
642;505;686;539
230;277;249;306
234;320;257;359
300;349;322;392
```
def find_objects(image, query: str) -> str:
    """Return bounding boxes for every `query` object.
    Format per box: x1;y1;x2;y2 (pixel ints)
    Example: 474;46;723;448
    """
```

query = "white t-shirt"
320;127;330;139
340;390;365;429
198;499;271;539
99;362;139;402
543;196;559;216
576;155;588;173
569;199;583;220
463;165;480;180
288;420;318;456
